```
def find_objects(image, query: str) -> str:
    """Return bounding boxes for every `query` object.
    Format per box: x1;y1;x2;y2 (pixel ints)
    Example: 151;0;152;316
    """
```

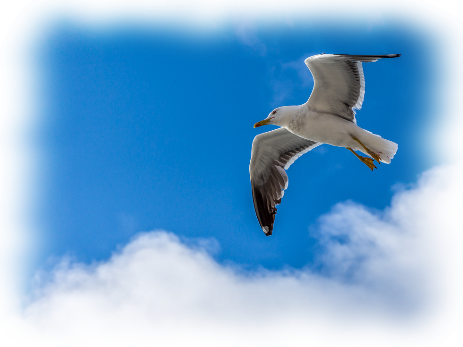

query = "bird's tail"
358;131;398;164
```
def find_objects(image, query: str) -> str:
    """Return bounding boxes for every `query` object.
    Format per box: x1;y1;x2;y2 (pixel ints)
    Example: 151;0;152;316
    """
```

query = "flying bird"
250;53;400;236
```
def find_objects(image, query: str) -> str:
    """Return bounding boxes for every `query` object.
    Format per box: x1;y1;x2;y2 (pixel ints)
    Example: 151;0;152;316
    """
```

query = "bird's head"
254;107;297;127
254;108;281;128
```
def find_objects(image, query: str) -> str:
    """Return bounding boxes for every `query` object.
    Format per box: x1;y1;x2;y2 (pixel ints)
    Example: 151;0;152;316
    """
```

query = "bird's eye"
272;110;277;115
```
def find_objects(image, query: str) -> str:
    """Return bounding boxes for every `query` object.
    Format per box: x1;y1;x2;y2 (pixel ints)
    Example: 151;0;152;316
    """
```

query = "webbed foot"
347;148;377;171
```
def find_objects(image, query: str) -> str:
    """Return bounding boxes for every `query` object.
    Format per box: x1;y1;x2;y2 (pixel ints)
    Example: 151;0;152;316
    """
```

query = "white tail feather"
358;132;398;164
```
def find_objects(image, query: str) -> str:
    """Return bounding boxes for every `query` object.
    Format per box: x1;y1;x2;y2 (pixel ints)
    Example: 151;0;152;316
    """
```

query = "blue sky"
35;21;432;276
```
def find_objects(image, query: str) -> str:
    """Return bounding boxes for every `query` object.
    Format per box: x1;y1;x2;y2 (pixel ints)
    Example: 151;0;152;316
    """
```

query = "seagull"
250;54;400;236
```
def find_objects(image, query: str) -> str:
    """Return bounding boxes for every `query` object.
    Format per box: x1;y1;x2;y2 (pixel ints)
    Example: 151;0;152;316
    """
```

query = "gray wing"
249;128;320;236
305;54;400;122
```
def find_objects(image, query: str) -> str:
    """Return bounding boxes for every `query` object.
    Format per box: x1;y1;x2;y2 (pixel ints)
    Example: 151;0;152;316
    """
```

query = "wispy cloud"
230;0;294;56
269;76;294;108
281;55;315;89
267;0;295;28
9;163;461;346
231;0;312;107
366;11;386;32
267;54;315;108
68;0;102;10
231;0;267;55
344;8;387;35
63;0;102;22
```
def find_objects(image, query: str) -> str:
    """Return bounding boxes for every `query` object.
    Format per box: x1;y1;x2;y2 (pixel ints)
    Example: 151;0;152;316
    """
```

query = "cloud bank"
0;164;456;346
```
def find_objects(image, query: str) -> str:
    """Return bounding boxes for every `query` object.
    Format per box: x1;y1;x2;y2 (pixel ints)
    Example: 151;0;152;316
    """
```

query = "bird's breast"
288;113;306;133
287;112;356;147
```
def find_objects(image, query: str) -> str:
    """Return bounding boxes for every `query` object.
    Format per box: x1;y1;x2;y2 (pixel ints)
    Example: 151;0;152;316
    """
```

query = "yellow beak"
254;119;271;128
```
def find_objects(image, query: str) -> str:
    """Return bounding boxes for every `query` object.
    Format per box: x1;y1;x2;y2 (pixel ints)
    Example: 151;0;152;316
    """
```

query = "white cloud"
11;163;463;346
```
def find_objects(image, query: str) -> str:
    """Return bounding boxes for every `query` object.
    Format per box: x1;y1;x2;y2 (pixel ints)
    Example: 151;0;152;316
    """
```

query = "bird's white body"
273;104;397;163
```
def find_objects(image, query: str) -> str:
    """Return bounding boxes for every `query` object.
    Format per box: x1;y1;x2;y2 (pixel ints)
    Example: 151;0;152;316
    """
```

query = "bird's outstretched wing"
305;54;400;122
250;128;320;235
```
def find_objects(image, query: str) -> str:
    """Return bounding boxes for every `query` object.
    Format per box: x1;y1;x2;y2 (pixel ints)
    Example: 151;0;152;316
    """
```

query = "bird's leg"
351;135;382;164
347;148;377;171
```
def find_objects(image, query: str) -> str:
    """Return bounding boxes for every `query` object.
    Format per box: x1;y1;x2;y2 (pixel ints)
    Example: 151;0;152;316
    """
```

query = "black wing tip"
263;226;273;236
257;222;274;236
251;184;276;237
261;217;274;236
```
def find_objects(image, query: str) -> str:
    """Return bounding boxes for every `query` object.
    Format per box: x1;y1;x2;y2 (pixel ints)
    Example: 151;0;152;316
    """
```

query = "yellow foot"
351;135;382;164
359;156;377;171
347;148;377;171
